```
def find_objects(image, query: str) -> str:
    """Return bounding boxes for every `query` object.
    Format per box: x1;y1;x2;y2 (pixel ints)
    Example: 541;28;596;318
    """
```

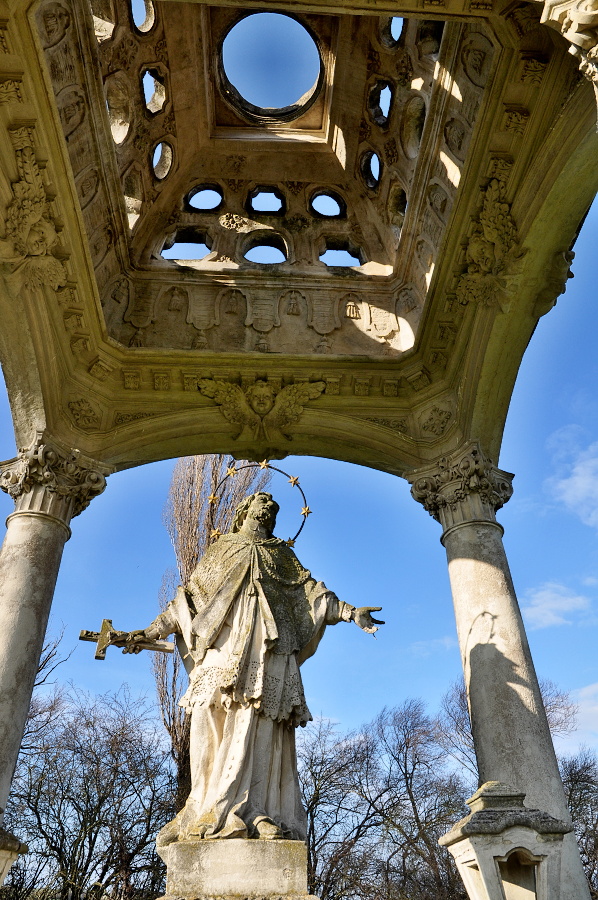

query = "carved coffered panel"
0;0;592;475
33;0;508;361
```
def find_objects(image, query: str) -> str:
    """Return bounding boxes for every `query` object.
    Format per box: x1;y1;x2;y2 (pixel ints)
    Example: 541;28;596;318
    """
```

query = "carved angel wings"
198;379;326;442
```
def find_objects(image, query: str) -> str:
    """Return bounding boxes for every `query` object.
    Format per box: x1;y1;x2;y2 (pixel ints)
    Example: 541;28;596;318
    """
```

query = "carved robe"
147;532;351;842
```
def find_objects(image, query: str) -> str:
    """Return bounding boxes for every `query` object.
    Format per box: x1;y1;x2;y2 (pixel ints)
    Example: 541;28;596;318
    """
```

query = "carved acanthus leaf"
455;179;523;312
0;127;67;294
0;435;107;519
198;379;325;443
409;444;513;527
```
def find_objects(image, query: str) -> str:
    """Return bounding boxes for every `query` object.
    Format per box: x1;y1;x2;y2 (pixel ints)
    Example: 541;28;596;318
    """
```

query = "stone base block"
158;838;315;900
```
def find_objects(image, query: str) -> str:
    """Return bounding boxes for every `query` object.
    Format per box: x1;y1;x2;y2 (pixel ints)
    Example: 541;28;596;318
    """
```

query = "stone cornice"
0;434;107;524
408;443;514;530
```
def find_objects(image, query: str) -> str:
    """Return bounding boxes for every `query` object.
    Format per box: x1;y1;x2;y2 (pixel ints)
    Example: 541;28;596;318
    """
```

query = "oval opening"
380;86;392;118
162;239;211;261
391;17;403;41
382;17;404;47
188;187;223;211
105;74;131;145
131;0;154;32
152;142;173;180
369;81;393;127
142;69;166;113
361;151;381;189
249;190;284;213
221;13;321;118
244;242;287;264
310;192;344;217
320;247;361;267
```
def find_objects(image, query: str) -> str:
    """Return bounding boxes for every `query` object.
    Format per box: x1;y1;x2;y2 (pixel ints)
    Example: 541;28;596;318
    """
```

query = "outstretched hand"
353;607;385;635
122;630;146;654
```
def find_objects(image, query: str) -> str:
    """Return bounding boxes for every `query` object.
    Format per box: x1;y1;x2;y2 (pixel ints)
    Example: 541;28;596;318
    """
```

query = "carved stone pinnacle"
408;443;513;530
0;434;107;523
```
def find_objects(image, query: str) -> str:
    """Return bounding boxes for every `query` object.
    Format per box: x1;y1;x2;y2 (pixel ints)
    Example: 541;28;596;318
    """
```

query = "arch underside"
0;0;596;477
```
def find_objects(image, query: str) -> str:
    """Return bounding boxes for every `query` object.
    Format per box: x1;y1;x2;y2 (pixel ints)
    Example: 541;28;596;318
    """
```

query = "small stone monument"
82;485;383;900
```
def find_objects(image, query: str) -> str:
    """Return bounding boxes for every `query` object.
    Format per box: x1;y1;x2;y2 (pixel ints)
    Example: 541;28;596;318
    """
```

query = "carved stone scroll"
0;434;107;522
408;443;514;530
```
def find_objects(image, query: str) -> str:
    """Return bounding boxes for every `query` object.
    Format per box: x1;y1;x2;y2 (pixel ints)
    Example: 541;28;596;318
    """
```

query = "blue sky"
3;201;598;753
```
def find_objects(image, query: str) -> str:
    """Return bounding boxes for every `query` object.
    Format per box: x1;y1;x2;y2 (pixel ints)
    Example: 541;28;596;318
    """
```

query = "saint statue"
125;491;384;845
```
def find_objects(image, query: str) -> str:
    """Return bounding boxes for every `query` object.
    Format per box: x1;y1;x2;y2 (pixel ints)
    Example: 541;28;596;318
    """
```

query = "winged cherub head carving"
246;381;275;417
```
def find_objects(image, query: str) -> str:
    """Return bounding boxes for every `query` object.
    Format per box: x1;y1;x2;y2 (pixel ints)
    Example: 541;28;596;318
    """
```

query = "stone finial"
0;433;107;524
408;443;513;530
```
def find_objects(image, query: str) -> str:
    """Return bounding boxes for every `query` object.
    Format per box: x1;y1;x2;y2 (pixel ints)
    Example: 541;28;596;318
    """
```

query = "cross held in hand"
79;618;174;660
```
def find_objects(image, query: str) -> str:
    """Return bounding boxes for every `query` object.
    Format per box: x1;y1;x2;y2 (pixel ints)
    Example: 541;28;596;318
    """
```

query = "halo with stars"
208;460;311;547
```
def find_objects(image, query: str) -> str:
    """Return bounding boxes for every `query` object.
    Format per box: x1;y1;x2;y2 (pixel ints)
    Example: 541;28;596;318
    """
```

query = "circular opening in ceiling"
220;13;322;122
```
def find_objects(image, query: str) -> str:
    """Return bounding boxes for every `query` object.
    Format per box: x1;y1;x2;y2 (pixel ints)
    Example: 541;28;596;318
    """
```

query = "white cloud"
521;581;590;630
408;635;458;657
545;429;598;528
573;683;598;730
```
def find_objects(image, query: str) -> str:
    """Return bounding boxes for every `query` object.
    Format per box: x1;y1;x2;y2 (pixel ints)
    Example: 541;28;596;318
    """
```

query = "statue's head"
232;492;279;536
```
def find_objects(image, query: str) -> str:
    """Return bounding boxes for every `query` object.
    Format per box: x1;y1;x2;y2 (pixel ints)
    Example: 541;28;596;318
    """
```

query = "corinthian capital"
408;443;513;531
0;434;107;524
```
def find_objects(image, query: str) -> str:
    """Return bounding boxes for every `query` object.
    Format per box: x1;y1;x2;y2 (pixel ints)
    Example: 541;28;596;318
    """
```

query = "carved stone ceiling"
0;0;596;474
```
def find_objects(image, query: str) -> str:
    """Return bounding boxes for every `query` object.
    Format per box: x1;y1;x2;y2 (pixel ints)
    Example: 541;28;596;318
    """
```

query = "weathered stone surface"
158;839;311;899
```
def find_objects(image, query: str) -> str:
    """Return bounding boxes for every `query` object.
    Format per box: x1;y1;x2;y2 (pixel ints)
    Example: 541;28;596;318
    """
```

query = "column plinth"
409;442;590;900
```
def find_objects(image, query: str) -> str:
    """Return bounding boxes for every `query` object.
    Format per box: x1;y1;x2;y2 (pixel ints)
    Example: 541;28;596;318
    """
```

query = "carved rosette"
0;435;107;524
409;444;513;531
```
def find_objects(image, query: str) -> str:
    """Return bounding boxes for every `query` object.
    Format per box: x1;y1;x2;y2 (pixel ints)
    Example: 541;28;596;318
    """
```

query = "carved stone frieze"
409;443;514;530
455;179;522;312
198;378;325;443
0;126;68;296
0;435;107;522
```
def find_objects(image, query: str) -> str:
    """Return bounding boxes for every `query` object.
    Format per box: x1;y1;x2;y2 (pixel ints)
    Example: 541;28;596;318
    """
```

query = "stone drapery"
145;532;351;844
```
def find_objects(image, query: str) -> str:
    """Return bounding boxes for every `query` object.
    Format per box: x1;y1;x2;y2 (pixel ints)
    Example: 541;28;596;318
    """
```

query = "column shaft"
0;511;69;815
443;519;564;816
410;443;590;900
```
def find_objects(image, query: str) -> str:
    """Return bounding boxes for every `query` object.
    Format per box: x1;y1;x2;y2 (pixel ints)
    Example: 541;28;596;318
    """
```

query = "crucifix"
79;618;175;660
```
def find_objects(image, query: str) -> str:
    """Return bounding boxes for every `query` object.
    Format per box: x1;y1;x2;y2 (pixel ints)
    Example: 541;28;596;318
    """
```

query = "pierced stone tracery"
35;0;497;358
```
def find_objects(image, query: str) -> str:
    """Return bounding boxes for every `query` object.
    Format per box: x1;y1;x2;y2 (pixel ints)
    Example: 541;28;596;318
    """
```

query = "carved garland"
0;126;68;295
454;178;523;313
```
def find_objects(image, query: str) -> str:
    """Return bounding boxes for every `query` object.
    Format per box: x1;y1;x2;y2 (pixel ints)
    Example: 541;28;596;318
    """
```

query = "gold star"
301;506;312;517
225;466;236;477
288;475;300;487
259;460;270;469
285;538;296;547
210;528;222;539
208;493;218;504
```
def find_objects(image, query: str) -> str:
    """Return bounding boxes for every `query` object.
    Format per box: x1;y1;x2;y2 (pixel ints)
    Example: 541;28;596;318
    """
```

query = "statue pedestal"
157;838;316;900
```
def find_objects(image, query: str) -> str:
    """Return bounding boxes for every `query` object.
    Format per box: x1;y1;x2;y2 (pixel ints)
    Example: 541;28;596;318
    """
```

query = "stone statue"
124;491;384;845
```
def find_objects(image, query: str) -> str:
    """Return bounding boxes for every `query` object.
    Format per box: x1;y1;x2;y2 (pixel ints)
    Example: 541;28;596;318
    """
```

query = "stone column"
0;435;106;835
409;443;590;900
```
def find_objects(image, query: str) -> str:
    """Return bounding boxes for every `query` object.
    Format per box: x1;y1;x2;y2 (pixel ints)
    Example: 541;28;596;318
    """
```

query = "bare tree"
153;455;271;809
435;677;578;783
2;688;174;900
